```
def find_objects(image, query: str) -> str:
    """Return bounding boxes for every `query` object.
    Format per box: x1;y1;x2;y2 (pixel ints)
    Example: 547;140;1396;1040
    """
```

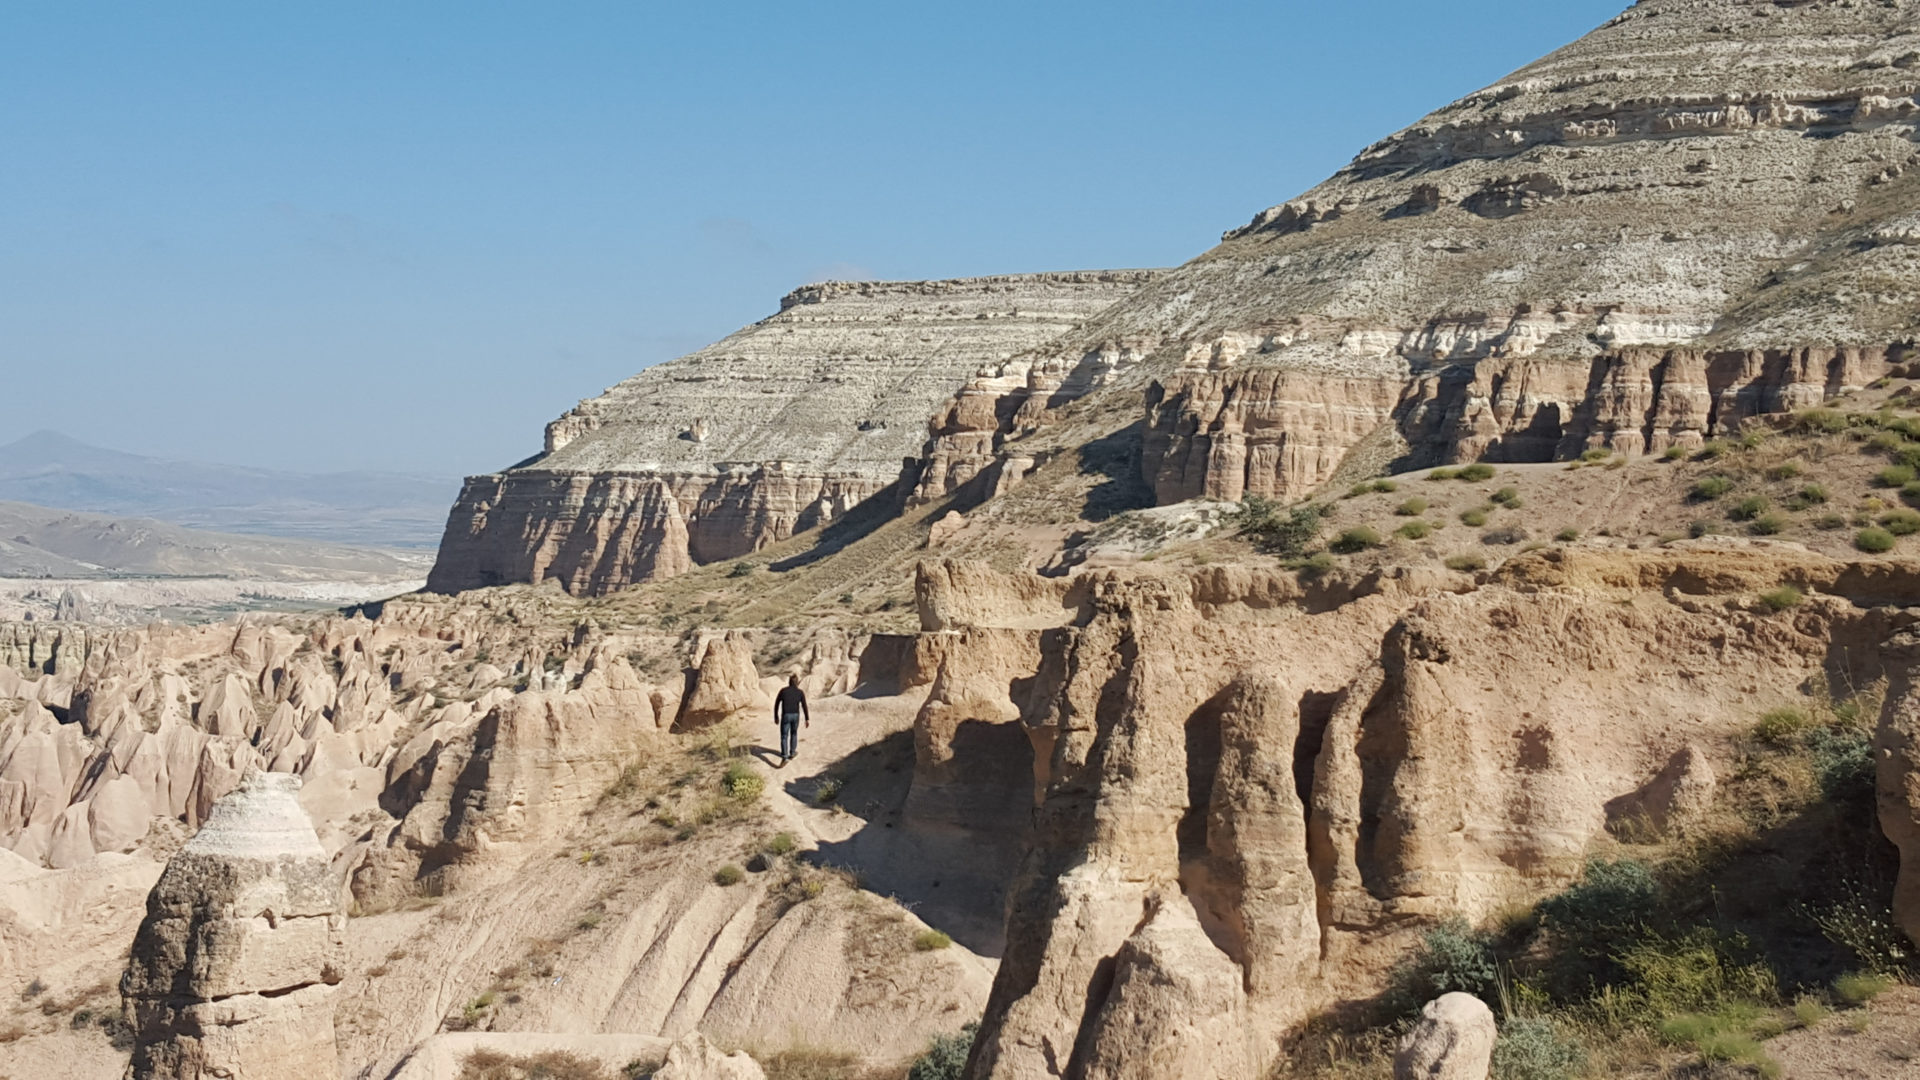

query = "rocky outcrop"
652;1032;767;1080
906;0;1920;512
122;772;347;1080
901;553;1902;1079
672;631;767;732
429;272;1157;596
1393;994;1496;1080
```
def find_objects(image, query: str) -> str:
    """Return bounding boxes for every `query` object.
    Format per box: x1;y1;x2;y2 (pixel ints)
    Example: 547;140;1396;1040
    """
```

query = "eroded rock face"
428;272;1158;596
910;0;1920;509
122;771;347;1080
906;552;1903;1079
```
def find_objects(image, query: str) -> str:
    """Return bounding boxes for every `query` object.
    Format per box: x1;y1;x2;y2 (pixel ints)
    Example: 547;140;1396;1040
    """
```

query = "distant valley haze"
0;429;456;549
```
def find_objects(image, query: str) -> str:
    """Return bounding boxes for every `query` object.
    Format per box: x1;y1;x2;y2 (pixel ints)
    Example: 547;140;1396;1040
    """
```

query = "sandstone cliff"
429;272;1156;596
912;0;1920;510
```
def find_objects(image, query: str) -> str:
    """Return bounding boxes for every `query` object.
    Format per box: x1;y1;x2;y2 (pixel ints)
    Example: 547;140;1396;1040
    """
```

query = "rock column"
122;771;346;1080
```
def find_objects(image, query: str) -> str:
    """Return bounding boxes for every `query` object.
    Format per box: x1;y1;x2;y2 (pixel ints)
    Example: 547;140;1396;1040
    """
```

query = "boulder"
1394;993;1496;1080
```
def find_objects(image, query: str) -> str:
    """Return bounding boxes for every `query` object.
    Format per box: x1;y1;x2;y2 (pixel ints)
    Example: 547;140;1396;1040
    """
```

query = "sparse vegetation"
1662;445;1688;461
722;760;764;802
1330;526;1382;554
1491;486;1522;508
913;929;953;951
814;778;843;805
1396;497;1429;516
1394;520;1433;540
1458;463;1497;482
1883;508;1920;535
1459;507;1490;527
1691;475;1734;500
1857;527;1897;552
459;1049;612;1080
1427;467;1460;480
1580;448;1612;463
1879;465;1917;488
1444;553;1486;573
1729;495;1770;521
714;864;745;887
1758;586;1803;611
1555;527;1579;542
728;561;755;578
1748;512;1788;536
1228;496;1322;556
1832;971;1894;1007
907;1023;978;1080
764;832;797;856
1491;1017;1584;1080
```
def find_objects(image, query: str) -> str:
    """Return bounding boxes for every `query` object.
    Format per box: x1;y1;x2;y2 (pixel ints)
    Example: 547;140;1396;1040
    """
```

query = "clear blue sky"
0;1;1625;477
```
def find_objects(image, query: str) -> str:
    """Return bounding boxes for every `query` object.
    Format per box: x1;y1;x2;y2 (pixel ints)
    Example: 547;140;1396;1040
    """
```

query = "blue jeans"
779;716;801;759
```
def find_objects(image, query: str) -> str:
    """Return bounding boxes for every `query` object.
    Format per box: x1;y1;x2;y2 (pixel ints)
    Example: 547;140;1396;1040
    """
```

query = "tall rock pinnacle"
121;771;347;1080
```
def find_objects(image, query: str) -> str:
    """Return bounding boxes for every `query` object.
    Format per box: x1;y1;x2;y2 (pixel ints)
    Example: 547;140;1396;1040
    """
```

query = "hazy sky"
1;1;1624;478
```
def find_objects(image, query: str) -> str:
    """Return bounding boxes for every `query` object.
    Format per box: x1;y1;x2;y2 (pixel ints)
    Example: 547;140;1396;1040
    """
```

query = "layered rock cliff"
429;273;1156;596
912;0;1920;509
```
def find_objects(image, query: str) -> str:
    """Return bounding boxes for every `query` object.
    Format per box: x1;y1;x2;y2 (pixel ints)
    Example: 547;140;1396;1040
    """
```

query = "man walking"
774;675;809;766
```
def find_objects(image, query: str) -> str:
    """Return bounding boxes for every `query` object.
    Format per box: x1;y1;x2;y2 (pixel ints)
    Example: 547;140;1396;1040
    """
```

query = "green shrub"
1662;445;1688;461
1491;1017;1585;1080
763;832;797;856
1796;483;1832;506
1459;463;1497;482
1897;443;1920;471
813;778;843;804
1580;448;1612;463
907;1023;978;1080
1395;520;1434;540
1691;475;1734;500
1373;479;1398;493
713;864;744;887
1730;495;1770;521
1857;527;1898;552
1445;553;1487;572
1767;461;1802;481
1555;528;1579;542
1392;917;1498;1011
1397;497;1429;516
1879;465;1917;488
1815;512;1847;529
1460;507;1490;527
1749;513;1788;536
1346;483;1372;498
1884;509;1920;535
1492;486;1522;507
1758;585;1803;610
914;929;953;951
721;761;763;802
1807;726;1875;801
728;562;755;578
1330;526;1382;554
1427;467;1460;481
1867;430;1908;452
1298;551;1336;576
1538;858;1660;989
1689;519;1716;538
1229;497;1323;556
1698;440;1732;459
1833;971;1895;1007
